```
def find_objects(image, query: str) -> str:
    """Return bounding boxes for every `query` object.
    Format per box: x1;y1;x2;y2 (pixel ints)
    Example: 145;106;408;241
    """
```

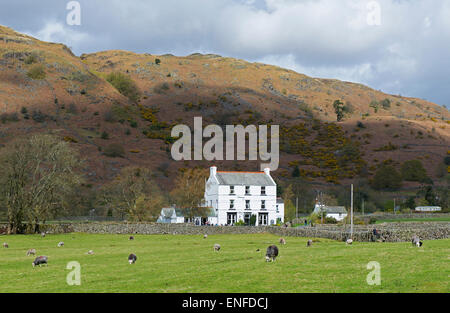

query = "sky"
1;0;449;107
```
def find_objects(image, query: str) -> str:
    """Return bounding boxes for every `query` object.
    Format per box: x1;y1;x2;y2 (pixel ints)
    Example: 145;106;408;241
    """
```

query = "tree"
292;166;300;177
283;184;296;222
371;165;402;191
0;134;83;233
401;160;429;183
170;168;209;220
333;100;345;122
98;167;165;221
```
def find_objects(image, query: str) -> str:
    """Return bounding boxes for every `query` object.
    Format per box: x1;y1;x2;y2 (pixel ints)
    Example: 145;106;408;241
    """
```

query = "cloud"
0;0;449;106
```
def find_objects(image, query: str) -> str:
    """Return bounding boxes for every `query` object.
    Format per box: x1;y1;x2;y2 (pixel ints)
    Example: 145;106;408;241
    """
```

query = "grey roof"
160;208;184;218
215;172;275;186
276;198;284;204
320;206;347;214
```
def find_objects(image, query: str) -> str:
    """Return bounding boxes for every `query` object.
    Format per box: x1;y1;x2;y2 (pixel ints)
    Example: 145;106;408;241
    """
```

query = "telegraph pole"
351;184;354;239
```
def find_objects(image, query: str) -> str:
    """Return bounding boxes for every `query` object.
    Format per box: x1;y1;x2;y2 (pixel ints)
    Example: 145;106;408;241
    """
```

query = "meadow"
0;233;448;293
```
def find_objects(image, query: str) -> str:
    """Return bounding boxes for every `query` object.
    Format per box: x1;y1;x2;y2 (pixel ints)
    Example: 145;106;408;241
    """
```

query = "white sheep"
213;243;221;251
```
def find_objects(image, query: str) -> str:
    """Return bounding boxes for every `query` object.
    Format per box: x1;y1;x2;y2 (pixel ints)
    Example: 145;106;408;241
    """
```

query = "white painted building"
313;200;347;222
204;167;284;226
415;206;442;212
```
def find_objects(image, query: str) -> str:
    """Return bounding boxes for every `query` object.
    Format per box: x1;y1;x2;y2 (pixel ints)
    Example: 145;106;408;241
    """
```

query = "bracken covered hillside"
0;25;449;189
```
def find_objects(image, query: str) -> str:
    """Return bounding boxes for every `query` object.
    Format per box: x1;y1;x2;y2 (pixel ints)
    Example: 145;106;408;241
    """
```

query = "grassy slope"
0;233;448;293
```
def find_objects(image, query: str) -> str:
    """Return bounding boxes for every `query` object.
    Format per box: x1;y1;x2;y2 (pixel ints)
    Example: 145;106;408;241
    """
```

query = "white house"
415;206;442;212
157;206;218;225
313;199;347;221
204;166;284;226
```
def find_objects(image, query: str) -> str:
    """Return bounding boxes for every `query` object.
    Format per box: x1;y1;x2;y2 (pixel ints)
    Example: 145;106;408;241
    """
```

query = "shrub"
106;72;141;102
103;143;125;158
101;131;110;140
0;112;19;123
381;98;391;109
31;110;47;123
155;58;161;65
27;64;46;80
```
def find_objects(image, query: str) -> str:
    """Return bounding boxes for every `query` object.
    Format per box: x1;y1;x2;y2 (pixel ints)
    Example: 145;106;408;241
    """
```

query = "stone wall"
1;222;448;242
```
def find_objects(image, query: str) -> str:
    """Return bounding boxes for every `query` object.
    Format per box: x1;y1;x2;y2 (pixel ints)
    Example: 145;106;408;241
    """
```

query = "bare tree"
98;167;165;221
170;168;209;220
0;134;83;233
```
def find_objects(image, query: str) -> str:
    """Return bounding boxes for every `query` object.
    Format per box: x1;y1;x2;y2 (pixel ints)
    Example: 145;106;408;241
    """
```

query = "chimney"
264;168;270;176
210;166;217;177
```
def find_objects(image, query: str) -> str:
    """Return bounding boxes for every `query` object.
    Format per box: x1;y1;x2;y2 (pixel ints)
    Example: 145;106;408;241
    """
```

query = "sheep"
417;241;423;247
2;242;8;248
129;236;134;240
87;250;94;255
128;253;137;264
32;256;48;267
346;239;353;245
41;232;46;238
411;235;420;246
27;248;36;256
213;243;221;252
57;241;64;247
279;238;286;245
307;240;313;247
265;245;279;262
204;234;208;239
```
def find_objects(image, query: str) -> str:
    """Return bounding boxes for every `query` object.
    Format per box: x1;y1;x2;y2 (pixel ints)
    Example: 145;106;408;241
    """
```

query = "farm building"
204;167;284;226
415;206;442;212
157;206;218;225
313;200;347;221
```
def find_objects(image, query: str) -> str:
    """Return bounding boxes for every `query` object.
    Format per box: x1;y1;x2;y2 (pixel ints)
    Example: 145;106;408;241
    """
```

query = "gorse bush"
27;64;46;80
106;72;141;102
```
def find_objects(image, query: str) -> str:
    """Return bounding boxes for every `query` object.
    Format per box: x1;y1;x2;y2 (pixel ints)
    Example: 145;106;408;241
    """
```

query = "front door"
258;213;268;226
227;213;237;225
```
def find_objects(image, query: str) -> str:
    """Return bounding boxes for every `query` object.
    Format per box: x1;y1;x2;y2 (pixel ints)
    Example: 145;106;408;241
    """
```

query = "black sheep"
128;253;137;264
265;245;279;262
32;256;48;267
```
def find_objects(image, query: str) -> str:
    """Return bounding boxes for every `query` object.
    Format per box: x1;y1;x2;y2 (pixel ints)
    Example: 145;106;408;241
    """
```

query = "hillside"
0;25;449;191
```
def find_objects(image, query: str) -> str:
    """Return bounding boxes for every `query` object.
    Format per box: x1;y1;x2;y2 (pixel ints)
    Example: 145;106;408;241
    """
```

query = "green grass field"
0;233;448;293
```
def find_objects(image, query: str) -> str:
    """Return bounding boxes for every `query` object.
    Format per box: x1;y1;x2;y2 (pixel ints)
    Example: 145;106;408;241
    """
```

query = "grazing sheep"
87;250;94;255
128;253;137;264
27;249;36;256
412;235;420;246
307;240;313;247
265;245;279;262
129;236;134;240
41;232;46;238
279;238;286;245
204;234;208;239
57;241;64;247
32;256;48;267
213;243;221;251
346;239;353;245
3;242;8;248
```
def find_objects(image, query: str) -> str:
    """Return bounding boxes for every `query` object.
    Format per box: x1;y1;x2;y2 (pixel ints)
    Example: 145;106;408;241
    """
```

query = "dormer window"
261;186;266;195
230;186;235;195
245;186;250;195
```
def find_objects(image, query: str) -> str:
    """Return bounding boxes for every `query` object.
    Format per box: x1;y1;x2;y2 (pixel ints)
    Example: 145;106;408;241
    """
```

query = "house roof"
320;206;347;214
160;207;184;218
215;171;275;186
